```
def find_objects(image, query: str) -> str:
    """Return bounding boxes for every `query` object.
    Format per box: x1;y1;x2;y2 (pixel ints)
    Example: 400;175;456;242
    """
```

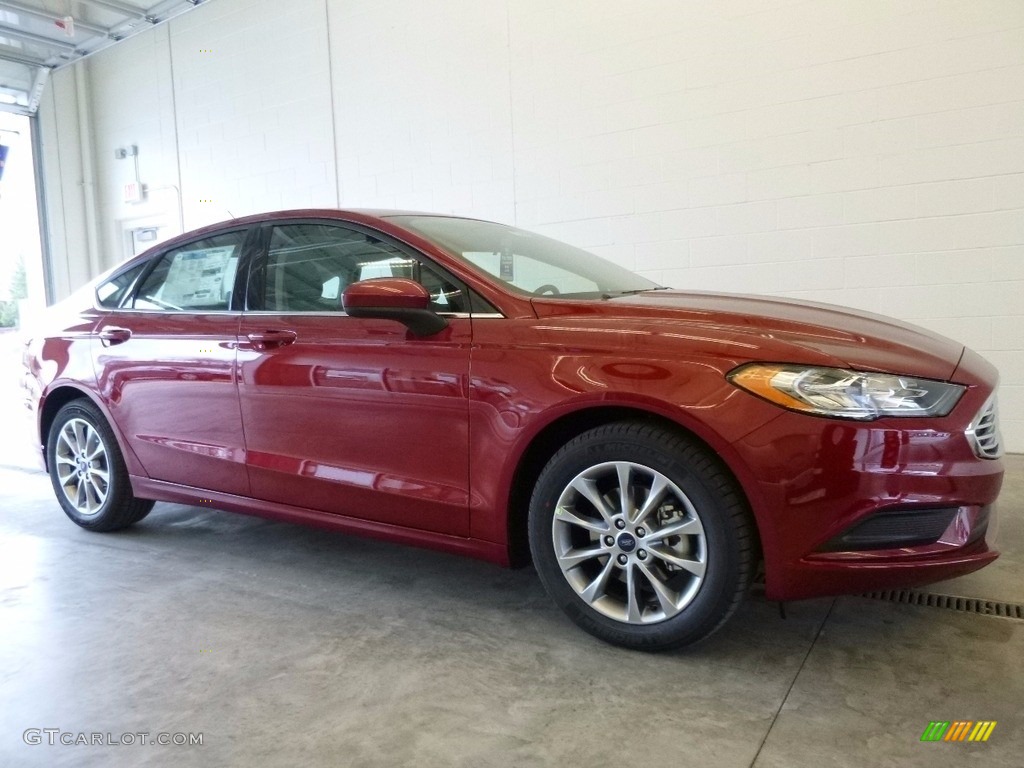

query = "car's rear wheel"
47;400;154;531
529;421;756;651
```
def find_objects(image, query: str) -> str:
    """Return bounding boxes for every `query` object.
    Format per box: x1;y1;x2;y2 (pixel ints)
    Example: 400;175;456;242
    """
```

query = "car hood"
531;290;964;381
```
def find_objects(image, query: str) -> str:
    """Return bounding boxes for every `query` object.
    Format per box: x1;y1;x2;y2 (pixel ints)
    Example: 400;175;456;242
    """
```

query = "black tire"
46;399;154;532
528;421;756;651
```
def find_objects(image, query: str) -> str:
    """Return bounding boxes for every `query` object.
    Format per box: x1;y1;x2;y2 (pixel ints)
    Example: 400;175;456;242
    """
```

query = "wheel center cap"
617;532;637;552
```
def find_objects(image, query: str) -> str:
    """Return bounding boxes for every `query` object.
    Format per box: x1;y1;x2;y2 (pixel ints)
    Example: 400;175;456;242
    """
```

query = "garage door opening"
0;111;46;329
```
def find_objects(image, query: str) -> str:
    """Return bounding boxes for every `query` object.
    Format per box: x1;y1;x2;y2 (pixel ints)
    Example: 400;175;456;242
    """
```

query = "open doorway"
0;110;47;471
0;111;46;330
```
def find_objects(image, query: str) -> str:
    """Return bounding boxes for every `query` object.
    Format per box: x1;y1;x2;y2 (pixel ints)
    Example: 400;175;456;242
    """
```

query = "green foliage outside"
0;258;27;328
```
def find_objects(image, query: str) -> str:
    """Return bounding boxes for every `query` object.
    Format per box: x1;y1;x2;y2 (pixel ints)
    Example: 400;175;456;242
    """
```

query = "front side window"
133;232;245;311
259;223;470;313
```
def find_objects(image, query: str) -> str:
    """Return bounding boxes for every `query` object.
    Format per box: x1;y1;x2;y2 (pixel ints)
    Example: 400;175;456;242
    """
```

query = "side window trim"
243;224;272;312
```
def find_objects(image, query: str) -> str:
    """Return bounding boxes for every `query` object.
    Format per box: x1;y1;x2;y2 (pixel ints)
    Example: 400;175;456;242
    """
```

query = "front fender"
465;336;786;553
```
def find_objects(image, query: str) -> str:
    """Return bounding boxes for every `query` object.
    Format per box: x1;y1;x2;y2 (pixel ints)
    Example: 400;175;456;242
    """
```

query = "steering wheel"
534;284;561;296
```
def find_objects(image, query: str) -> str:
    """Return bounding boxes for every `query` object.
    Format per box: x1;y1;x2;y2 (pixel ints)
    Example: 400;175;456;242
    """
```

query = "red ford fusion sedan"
23;209;1004;650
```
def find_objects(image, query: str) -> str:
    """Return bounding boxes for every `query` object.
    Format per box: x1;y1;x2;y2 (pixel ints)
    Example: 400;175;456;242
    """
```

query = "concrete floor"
2;329;1022;767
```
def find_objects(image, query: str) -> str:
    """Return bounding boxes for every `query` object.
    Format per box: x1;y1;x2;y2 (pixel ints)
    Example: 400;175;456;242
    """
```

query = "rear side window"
133;232;245;311
96;263;147;309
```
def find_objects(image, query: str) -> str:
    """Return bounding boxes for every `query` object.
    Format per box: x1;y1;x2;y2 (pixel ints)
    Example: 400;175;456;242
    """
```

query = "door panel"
236;220;472;535
93;228;250;495
237;315;471;534
95;311;248;494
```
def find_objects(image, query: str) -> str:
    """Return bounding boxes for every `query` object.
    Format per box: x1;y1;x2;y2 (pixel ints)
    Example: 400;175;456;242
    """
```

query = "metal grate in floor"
861;589;1024;621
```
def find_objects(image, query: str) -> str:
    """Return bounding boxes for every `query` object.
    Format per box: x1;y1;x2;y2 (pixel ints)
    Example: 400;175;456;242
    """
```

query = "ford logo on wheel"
617;532;637;552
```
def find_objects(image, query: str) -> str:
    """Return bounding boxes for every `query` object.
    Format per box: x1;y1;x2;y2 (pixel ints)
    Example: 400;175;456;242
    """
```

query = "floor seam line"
0;463;46;475
748;598;836;768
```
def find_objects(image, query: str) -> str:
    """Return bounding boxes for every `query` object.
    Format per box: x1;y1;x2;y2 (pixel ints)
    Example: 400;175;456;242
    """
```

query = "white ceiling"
0;0;211;114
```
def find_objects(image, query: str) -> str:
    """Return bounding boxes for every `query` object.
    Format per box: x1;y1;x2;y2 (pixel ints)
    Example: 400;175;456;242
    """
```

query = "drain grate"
861;589;1024;621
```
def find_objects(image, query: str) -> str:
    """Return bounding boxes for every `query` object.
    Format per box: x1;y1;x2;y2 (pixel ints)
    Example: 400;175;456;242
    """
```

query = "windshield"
390;216;662;299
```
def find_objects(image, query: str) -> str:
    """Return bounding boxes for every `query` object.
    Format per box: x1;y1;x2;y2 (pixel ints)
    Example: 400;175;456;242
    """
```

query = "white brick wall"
41;0;339;270
170;0;337;226
327;0;515;222
38;0;1024;450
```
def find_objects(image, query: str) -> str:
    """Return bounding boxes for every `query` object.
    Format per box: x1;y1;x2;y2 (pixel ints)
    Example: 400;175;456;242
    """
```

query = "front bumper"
730;348;1004;601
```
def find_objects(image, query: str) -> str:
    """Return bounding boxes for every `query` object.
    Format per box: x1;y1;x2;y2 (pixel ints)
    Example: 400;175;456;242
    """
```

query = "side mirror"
342;278;448;337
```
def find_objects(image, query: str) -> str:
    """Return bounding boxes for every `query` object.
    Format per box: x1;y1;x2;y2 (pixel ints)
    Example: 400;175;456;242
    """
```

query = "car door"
236;220;473;535
92;227;253;495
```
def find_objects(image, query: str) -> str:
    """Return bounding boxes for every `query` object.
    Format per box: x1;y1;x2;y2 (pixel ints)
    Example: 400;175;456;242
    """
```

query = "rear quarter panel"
27;305;101;465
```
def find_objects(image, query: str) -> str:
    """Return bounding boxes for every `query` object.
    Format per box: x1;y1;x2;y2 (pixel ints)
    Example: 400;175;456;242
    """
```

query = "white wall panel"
87;26;180;269
37;68;91;297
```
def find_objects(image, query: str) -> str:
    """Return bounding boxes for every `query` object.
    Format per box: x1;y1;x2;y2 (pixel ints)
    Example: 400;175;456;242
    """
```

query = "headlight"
727;364;965;420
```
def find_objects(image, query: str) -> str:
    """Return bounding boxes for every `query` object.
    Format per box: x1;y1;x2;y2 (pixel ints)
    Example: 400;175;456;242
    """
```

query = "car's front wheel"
529;421;756;651
47;400;154;531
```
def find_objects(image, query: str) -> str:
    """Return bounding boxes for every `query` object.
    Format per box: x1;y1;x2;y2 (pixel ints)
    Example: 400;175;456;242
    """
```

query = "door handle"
97;327;132;346
246;330;298;351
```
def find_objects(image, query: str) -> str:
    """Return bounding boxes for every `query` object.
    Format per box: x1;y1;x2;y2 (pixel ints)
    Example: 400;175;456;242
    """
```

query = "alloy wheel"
54;417;110;516
551;460;707;624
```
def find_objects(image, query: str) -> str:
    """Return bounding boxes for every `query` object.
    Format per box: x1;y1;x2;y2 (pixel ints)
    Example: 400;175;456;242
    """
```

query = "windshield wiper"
601;287;671;299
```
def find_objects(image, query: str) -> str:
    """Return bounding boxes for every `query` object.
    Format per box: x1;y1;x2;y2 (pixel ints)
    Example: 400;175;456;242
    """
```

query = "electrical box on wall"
124;182;144;204
123;221;169;259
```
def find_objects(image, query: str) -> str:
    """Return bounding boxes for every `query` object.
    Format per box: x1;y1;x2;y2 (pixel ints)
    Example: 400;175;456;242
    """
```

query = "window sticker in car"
161;246;238;307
